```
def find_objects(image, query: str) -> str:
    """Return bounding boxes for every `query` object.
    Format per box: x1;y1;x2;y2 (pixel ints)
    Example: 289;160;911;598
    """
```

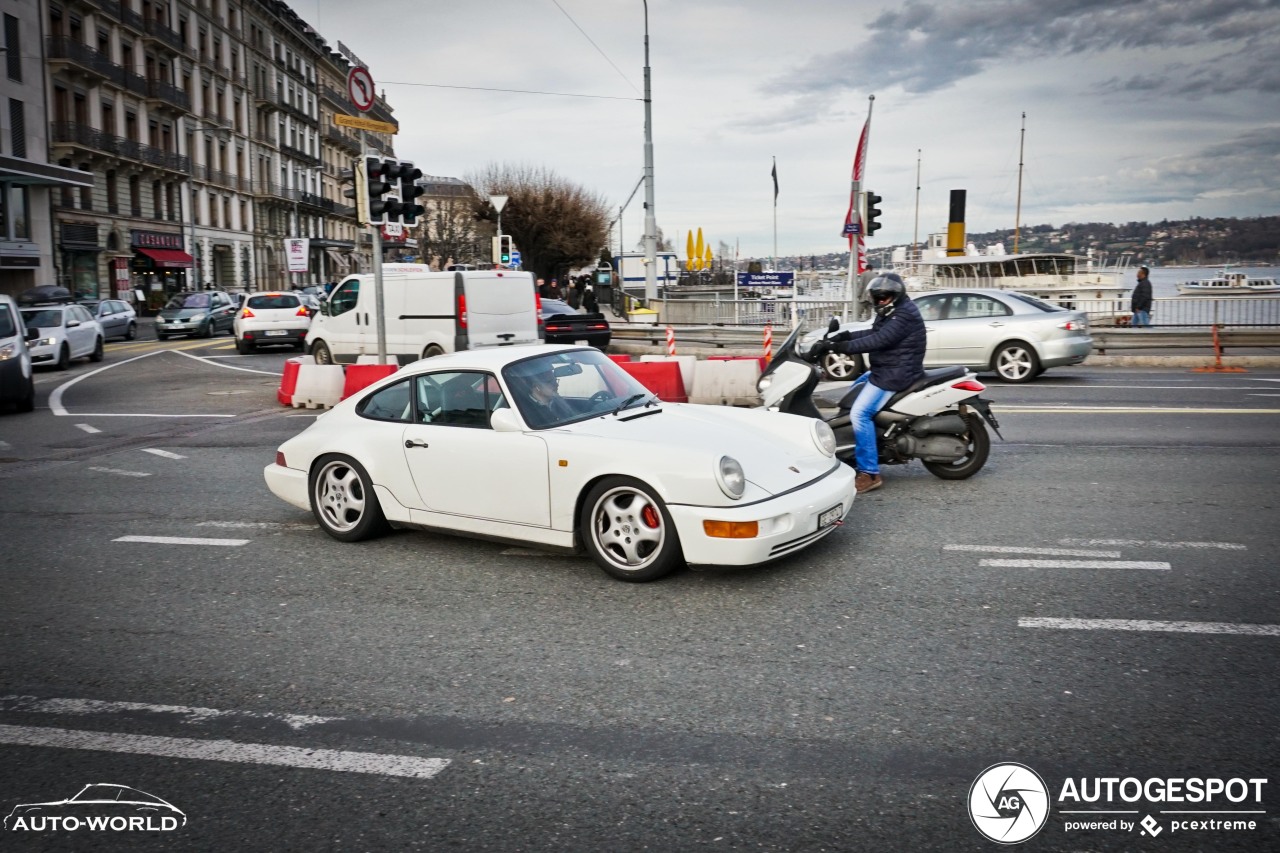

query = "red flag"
841;112;872;273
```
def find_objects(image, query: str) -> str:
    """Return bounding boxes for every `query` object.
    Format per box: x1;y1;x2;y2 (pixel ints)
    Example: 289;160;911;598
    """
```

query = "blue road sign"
510;251;522;265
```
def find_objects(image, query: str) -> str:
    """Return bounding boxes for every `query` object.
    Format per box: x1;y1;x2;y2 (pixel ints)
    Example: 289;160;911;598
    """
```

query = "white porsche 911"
264;345;855;582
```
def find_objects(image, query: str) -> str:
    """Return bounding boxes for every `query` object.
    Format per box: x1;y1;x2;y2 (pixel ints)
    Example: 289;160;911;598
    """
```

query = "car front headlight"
812;420;836;456
757;374;773;393
716;455;746;499
0;343;16;360
29;337;56;348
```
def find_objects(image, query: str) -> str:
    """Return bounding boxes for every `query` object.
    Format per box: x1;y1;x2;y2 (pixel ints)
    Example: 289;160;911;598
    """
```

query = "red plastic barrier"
708;355;769;373
607;354;632;363
341;363;399;400
618;360;687;403
277;357;305;406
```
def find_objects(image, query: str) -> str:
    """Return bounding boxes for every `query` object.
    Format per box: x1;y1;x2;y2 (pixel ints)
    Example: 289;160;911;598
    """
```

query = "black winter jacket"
830;298;927;391
1131;278;1153;313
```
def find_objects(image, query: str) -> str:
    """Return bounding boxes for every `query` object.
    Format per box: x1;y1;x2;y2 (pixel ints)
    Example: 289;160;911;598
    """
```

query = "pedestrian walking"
583;284;598;314
1131;266;1153;328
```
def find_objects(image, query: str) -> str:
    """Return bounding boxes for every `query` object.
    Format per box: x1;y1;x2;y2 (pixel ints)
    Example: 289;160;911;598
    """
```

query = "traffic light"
499;235;512;265
865;191;883;236
394;160;425;226
342;154;395;225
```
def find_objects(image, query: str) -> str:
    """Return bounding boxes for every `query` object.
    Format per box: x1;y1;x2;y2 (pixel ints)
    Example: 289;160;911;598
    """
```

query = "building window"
129;174;141;216
4;14;21;82
80;163;92;210
106;170;118;214
8;99;25;158
152;180;162;219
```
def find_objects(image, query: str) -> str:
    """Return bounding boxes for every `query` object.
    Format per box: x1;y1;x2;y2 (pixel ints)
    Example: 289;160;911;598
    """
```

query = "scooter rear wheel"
922;412;990;479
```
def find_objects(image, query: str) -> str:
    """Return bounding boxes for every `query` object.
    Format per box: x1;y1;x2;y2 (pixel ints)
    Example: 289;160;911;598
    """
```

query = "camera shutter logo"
969;763;1050;844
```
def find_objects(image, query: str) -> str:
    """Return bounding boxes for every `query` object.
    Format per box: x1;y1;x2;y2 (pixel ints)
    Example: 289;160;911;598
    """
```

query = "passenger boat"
1176;270;1280;295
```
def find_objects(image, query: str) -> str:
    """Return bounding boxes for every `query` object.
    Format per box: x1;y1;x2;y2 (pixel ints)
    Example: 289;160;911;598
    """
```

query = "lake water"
1146;266;1276;298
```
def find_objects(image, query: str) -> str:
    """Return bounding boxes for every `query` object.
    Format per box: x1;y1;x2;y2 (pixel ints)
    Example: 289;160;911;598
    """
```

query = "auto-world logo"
969;763;1050;844
4;784;185;833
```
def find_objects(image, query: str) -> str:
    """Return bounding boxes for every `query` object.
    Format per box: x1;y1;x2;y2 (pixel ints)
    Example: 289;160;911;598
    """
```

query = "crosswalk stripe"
944;544;1122;558
1059;539;1246;550
0;724;450;779
980;559;1171;570
113;535;247;546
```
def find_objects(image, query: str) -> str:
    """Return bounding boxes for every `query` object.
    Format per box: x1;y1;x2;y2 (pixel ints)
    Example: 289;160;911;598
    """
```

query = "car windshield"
0;306;15;337
247;294;301;309
20;308;63;328
165;293;210;309
503;349;654;429
1006;292;1065;312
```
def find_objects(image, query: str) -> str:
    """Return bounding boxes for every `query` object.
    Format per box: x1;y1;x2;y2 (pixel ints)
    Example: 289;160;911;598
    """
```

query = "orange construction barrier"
618;360;688;403
763;324;773;361
341;363;399;400
665;326;676;356
276;356;307;406
607;354;632;363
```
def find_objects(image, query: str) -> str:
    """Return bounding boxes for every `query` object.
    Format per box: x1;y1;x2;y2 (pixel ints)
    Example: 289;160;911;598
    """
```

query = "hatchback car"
234;291;311;353
265;344;854;582
805;289;1092;383
20;302;104;369
0;294;36;412
540;298;612;349
79;298;138;341
155;290;237;339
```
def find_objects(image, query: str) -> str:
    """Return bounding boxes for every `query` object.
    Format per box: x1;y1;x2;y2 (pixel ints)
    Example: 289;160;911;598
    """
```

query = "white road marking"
1059;538;1247;550
944;544;1122;558
142;448;186;460
113;535;248;546
75;423;102;434
1019;618;1280;636
0;724;450;779
197;521;316;530
994;406;1280;414
88;466;151;478
980;559;1171;570
0;695;334;730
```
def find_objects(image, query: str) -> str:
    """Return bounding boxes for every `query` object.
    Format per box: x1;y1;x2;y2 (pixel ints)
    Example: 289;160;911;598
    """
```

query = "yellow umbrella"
694;228;705;272
703;243;713;271
686;230;696;271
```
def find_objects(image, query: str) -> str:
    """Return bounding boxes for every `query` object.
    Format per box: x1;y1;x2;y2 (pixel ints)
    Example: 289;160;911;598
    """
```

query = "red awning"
137;247;194;268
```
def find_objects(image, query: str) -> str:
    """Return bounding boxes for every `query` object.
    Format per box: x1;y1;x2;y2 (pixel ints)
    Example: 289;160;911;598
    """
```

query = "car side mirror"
489;408;522;433
67;320;80;328
24;327;38;342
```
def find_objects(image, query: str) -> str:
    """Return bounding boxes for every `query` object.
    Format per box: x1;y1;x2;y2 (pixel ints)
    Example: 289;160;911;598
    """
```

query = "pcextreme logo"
4;783;186;833
969;763;1269;844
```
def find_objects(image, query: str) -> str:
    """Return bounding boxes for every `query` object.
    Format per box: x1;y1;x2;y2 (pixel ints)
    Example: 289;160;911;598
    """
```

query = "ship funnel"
947;190;966;257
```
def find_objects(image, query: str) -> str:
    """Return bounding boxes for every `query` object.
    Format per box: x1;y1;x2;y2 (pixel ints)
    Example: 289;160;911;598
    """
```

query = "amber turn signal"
703;520;759;539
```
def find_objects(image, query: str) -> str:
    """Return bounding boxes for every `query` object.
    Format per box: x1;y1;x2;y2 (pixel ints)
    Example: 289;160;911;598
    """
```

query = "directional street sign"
334;114;397;134
347;65;375;113
510;251;521;266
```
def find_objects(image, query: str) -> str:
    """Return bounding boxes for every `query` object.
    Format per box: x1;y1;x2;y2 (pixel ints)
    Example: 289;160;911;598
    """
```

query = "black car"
540;298;611;350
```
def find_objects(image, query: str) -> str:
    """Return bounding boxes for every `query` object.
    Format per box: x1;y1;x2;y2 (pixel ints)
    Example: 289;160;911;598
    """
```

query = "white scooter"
758;319;1002;479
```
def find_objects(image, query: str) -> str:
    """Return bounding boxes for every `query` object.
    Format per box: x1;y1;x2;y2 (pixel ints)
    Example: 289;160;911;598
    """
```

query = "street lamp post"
642;0;657;305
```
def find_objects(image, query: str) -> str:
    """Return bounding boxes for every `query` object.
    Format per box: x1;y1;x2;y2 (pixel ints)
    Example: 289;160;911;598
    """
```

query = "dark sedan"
540;298;611;350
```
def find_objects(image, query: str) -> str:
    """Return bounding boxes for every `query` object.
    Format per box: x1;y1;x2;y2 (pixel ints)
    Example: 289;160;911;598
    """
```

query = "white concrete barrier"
291;364;346;409
689;359;762;406
639;355;697;396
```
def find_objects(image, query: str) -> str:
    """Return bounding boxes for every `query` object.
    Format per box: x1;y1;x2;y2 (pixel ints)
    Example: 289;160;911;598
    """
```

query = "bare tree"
468;163;611;279
409;178;488;268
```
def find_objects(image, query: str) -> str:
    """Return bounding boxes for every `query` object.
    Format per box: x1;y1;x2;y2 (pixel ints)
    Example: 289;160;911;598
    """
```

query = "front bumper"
667;463;856;566
156;317;208;336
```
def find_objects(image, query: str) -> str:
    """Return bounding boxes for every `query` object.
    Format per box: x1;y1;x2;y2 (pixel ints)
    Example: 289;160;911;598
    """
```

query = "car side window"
356;379;413;423
958;296;1011;319
415;371;505;428
71;306;92;323
915;296;945;321
328;281;359;316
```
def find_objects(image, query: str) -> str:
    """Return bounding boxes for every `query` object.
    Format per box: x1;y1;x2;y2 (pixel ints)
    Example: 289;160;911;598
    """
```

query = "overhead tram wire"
549;0;642;96
376;81;639;102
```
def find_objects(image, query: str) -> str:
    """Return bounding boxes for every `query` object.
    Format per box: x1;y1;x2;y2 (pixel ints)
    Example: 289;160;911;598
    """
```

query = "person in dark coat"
811;272;926;493
1130;266;1153;327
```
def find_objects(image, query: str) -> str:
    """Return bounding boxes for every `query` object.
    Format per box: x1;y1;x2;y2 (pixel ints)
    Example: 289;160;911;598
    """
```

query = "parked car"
803;288;1093;383
0;294;37;412
78;298;138;341
234;291;311;353
540;298;612;350
155;290;237;340
264;344;854;582
19;302;104;370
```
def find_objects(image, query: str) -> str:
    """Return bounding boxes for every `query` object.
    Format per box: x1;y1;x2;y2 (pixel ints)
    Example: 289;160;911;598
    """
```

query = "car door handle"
405;439;429;449
988;322;1005;327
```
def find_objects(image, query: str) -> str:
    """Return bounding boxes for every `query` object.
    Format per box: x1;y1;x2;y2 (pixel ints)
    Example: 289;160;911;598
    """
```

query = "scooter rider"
810;272;926;493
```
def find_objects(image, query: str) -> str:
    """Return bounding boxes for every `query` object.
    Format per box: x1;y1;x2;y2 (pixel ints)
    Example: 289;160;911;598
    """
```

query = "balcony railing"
142;19;186;54
280;144;321;168
85;0;123;23
45;36;120;83
50;121;191;173
120;7;145;33
145;77;191;111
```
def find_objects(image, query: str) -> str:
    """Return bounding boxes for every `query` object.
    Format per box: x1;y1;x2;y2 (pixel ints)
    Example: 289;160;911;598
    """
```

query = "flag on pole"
841;105;873;273
772;157;779;203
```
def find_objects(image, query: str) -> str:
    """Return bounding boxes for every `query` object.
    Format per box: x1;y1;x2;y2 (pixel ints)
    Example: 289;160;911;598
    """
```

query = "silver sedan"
805;288;1093;383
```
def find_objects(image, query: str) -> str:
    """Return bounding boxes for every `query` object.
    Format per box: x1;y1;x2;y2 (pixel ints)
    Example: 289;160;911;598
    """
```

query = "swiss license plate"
265;329;288;336
819;504;843;528
575;339;589;345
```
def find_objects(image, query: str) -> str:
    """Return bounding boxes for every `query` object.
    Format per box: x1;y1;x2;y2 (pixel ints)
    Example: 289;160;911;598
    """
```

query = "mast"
1013;111;1025;254
913;148;921;266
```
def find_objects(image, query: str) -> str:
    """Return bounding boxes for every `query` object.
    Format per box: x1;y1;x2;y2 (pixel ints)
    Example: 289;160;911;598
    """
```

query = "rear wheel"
993;341;1040;383
235;337;252;354
580;476;683;582
309;455;390;542
421;344;445;359
311;340;333;364
922;412;991;480
125;322;137;341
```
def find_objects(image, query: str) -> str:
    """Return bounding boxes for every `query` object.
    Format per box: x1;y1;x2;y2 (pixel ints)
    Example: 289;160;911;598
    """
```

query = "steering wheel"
588;390;614;404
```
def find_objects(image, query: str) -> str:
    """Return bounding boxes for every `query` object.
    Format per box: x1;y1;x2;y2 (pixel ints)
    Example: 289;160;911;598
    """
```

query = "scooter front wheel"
922;412;990;480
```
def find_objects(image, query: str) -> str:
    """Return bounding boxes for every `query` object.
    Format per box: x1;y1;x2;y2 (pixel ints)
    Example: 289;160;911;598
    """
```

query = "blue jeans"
849;371;893;475
1132;309;1150;328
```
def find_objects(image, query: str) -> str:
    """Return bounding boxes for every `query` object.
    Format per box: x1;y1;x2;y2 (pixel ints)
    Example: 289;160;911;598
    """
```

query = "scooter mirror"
827;317;840;334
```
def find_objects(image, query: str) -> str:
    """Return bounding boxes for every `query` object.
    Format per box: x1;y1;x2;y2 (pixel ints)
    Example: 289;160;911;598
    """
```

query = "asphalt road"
1;334;1277;852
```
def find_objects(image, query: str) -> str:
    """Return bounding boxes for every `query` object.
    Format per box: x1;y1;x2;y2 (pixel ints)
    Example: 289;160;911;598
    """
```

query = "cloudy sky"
304;0;1279;259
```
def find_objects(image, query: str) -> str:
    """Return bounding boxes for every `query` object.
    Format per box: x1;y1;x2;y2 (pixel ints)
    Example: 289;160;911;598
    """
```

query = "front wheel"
993;341;1040;383
922;412;991;480
309;455;390;542
580;476;683;582
311;339;334;364
89;337;104;362
55;344;71;371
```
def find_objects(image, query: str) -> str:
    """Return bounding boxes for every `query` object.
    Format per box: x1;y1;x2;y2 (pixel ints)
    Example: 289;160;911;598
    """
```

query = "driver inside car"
524;369;575;425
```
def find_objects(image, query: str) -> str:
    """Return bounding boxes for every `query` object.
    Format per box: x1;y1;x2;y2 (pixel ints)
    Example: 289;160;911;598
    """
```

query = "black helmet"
867;273;906;317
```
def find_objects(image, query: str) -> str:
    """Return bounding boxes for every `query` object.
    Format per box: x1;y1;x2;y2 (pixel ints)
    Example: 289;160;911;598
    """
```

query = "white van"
305;265;542;365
